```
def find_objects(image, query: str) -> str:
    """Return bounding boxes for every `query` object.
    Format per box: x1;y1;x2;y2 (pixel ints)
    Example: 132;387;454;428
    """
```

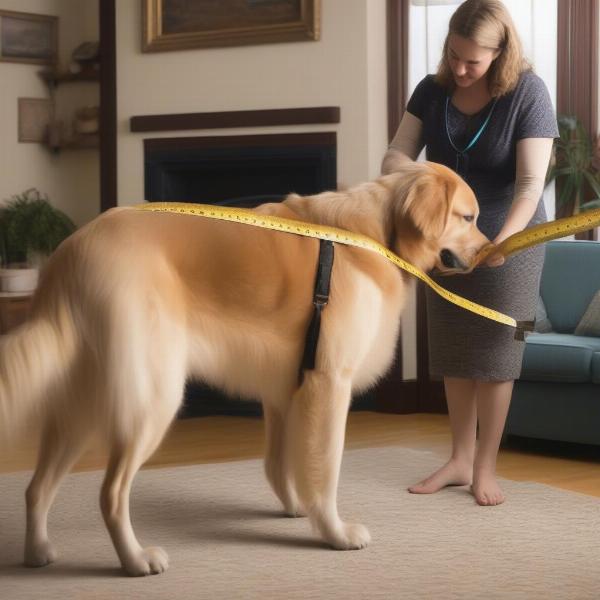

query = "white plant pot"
0;267;39;293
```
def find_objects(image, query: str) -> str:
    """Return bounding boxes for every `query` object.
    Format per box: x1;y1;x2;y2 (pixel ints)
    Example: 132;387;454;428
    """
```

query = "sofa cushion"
575;290;600;337
541;241;600;333
520;333;600;383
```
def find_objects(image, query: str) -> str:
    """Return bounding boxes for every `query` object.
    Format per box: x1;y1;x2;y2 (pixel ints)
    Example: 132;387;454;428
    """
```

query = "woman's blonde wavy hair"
435;0;530;97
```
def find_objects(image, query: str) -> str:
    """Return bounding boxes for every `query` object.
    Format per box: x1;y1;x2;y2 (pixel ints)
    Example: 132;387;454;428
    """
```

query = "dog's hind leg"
99;377;183;578
288;372;370;550
101;416;172;576
96;287;187;576
24;416;89;567
263;404;304;517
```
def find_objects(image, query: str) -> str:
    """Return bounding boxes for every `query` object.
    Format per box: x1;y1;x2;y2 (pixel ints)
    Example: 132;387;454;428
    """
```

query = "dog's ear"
400;170;454;239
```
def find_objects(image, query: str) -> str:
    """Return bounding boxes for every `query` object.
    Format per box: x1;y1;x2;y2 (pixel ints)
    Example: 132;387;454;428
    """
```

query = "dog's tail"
0;302;77;445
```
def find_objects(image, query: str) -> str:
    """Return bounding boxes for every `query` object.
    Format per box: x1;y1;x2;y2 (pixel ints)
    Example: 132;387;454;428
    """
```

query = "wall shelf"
38;67;100;152
49;133;99;152
39;69;100;87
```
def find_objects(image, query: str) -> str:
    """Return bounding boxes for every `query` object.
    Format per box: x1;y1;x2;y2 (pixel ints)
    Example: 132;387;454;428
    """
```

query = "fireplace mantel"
130;106;340;133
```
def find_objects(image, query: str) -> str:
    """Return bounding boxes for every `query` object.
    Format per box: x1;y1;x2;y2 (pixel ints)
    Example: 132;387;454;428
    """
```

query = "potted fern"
0;189;76;293
546;115;600;218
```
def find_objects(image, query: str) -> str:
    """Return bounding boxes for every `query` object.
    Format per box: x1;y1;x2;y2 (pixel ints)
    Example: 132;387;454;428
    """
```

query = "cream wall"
116;0;388;204
0;0;99;226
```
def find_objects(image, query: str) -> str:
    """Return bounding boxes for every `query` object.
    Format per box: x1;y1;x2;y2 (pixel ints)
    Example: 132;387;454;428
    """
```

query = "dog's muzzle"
440;249;467;270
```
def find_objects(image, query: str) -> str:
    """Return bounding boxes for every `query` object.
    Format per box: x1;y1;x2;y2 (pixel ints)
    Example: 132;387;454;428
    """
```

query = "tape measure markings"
137;202;519;329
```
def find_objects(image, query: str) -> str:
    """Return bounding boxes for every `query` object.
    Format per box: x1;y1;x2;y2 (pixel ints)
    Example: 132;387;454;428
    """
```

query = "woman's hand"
485;235;508;267
473;242;505;268
485;249;505;267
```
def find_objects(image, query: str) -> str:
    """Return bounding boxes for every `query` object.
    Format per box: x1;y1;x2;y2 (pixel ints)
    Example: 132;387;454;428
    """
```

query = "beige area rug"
1;446;600;600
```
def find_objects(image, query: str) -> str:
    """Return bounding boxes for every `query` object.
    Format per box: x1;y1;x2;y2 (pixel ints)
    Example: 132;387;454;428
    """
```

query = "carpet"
1;446;600;600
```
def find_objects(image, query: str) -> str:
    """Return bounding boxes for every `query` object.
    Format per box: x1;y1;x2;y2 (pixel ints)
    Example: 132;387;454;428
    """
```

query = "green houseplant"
0;189;76;292
546;115;600;218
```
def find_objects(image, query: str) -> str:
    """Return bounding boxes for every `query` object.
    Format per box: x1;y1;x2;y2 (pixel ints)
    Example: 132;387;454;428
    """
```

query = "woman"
381;0;558;506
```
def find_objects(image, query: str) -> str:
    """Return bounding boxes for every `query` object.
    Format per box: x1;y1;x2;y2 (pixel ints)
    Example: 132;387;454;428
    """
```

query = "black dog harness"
298;239;335;384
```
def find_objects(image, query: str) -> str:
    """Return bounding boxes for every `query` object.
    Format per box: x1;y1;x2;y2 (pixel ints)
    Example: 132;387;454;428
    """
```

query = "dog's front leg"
288;372;370;550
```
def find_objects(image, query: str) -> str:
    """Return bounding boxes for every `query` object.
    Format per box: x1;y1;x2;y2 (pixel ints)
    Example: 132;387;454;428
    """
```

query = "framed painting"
18;98;53;143
142;0;320;52
0;10;58;65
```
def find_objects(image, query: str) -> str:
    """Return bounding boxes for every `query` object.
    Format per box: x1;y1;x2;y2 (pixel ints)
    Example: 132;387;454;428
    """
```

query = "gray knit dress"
407;71;559;381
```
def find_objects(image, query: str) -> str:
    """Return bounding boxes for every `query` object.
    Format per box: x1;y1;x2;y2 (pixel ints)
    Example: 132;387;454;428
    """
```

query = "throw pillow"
574;290;600;337
534;295;553;333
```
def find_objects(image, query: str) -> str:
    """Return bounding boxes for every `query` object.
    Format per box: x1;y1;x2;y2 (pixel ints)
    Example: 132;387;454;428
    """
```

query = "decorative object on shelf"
74;105;99;135
143;0;320;52
0;189;75;293
0;9;57;65
68;40;100;78
18;98;53;143
72;40;99;62
546;115;600;218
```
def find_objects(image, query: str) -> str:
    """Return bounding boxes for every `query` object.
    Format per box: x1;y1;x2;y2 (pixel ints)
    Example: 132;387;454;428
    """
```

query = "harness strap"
299;239;335;384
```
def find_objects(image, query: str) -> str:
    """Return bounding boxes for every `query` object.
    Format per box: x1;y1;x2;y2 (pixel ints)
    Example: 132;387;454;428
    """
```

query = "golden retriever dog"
0;161;489;576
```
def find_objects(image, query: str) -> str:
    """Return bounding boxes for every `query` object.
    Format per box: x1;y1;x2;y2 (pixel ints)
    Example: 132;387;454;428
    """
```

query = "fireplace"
144;132;337;207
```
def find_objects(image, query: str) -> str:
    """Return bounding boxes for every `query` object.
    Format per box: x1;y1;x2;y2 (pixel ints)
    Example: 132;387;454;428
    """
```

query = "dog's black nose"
440;249;465;269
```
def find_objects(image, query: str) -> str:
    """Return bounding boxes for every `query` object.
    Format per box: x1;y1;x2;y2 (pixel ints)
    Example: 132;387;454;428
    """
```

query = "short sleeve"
406;75;435;120
515;72;559;140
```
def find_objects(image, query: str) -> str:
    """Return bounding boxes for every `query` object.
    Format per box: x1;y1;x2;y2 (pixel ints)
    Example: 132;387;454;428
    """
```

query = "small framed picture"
0;10;58;65
18;98;53;143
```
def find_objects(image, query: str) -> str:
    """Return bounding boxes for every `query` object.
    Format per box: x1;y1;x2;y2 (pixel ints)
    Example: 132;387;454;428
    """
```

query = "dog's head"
388;161;490;274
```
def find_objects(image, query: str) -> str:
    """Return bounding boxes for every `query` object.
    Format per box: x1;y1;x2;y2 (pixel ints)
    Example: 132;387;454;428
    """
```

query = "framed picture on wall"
0;10;58;65
142;0;321;52
18;98;53;143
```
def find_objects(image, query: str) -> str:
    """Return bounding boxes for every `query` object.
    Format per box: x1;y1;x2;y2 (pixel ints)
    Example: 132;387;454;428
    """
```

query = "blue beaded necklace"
445;95;498;177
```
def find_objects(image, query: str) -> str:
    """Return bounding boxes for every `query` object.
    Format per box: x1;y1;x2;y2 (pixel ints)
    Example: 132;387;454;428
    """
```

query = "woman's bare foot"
471;469;505;506
408;459;472;494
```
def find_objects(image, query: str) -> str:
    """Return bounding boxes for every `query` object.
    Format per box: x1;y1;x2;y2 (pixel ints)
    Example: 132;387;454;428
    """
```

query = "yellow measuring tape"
474;207;600;264
136;202;600;336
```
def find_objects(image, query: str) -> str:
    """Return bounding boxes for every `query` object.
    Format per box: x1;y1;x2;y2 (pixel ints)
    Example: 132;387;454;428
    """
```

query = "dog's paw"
327;522;371;550
24;540;58;567
124;546;169;577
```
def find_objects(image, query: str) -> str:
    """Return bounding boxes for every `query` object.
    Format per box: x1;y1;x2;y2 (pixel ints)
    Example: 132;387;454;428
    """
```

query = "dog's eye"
463;215;475;223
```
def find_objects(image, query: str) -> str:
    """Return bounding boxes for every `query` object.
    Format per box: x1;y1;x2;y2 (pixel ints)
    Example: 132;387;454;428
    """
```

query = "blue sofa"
505;240;600;445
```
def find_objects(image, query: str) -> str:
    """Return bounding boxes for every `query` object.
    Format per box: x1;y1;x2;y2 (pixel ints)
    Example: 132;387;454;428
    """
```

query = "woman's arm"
486;137;554;266
381;112;424;174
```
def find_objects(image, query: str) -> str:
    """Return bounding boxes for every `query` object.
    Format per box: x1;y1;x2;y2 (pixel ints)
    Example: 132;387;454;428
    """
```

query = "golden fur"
0;161;489;576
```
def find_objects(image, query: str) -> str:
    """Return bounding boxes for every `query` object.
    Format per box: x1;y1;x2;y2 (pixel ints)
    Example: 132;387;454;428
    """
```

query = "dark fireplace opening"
143;132;373;416
145;132;337;207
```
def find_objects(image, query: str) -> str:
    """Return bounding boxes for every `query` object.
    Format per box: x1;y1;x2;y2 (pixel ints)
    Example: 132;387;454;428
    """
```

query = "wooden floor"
2;411;600;497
